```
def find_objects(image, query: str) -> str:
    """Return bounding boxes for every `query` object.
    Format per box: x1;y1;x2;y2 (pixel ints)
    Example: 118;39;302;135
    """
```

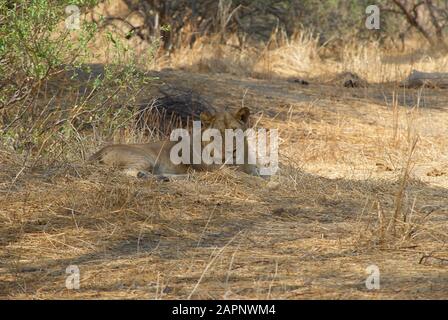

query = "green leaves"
1;0;100;81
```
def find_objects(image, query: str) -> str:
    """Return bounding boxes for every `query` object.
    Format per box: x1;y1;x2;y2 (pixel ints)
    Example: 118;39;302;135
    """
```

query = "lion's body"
89;108;259;177
89;141;189;175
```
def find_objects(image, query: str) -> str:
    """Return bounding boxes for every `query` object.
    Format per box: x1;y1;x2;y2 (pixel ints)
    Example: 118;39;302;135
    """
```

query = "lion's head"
199;107;251;133
198;107;252;166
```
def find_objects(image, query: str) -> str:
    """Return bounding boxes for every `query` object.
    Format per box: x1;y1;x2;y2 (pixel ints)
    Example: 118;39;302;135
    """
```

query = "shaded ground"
0;69;447;299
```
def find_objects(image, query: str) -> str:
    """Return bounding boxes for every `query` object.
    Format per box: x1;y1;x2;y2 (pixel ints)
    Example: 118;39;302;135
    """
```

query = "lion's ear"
200;111;215;124
234;107;250;124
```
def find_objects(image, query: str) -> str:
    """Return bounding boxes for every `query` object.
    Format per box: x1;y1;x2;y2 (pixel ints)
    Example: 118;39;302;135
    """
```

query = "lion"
88;107;261;178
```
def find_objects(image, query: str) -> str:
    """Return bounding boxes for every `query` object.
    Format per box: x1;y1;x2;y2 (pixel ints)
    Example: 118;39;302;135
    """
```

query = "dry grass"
80;0;448;83
1;10;448;298
1;65;447;299
149;31;448;84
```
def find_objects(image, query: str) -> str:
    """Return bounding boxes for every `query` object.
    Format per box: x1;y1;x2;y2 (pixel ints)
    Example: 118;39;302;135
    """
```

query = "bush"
0;1;99;105
0;0;156;161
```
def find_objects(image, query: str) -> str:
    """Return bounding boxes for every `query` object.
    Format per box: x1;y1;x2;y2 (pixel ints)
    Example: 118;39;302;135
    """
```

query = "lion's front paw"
137;171;150;179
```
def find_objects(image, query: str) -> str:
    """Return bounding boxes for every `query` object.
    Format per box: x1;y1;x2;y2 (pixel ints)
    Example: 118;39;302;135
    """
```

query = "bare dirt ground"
1;69;447;299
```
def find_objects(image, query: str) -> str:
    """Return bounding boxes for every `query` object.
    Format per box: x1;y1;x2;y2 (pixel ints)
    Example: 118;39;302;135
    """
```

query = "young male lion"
89;107;261;178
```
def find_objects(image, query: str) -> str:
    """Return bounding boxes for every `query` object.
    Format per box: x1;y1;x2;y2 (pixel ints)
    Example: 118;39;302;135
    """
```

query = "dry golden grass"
78;0;448;82
150;30;448;84
1;65;448;299
1;14;448;298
